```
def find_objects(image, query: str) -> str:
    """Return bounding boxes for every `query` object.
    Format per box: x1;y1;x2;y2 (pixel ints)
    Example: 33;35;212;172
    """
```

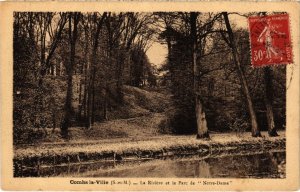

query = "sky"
147;42;167;67
146;14;248;68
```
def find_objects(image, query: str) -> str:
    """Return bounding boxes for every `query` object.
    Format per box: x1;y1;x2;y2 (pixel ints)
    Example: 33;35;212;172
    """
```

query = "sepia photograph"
1;2;299;191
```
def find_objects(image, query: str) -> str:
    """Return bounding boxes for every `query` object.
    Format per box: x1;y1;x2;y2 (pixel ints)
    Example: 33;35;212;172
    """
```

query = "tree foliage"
13;12;286;144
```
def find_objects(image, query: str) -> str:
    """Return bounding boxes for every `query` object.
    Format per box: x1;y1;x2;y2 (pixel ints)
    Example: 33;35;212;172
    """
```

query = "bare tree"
191;12;210;139
105;13;154;102
87;12;107;128
36;13;68;81
61;12;81;138
222;12;261;137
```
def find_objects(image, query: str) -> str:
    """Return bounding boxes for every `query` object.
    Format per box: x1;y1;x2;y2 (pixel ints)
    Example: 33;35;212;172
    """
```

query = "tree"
221;12;261;137
36;13;68;81
259;12;279;137
157;12;220;135
13;12;69;143
86;12;107;128
263;67;278;136
191;12;210;139
105;13;154;103
61;12;81;138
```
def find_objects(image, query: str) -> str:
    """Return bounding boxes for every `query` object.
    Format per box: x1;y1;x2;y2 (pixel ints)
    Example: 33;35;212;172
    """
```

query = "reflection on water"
15;151;285;178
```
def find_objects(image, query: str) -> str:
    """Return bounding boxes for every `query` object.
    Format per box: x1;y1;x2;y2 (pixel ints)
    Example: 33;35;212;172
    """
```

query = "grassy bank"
16;85;173;144
14;131;285;172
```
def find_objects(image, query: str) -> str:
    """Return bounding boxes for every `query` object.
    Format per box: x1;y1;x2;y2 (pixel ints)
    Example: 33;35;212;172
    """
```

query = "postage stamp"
248;14;293;67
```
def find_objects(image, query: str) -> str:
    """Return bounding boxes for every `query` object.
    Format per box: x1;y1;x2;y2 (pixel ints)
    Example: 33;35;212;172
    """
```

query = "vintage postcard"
0;1;299;191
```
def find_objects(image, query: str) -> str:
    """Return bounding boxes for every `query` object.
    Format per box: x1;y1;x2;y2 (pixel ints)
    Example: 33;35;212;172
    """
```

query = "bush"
13;76;66;144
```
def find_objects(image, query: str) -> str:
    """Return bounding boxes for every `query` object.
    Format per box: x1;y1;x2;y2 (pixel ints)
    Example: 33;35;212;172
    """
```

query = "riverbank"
14;131;285;173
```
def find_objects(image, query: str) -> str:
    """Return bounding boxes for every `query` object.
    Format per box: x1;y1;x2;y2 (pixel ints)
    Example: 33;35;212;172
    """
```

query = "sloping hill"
43;86;173;143
107;85;172;119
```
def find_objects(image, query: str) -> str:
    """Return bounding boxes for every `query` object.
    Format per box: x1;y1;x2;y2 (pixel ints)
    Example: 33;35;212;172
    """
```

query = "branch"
220;30;231;48
199;65;226;78
200;48;231;58
42;13;67;74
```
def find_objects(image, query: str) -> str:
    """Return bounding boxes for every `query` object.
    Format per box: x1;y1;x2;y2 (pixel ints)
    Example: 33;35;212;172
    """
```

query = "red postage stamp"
248;14;293;67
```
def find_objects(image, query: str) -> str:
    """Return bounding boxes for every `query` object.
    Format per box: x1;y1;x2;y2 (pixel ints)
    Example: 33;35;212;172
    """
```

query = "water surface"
16;151;285;178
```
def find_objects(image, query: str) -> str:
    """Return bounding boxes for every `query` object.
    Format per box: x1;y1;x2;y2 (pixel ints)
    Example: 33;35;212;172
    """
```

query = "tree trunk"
78;77;83;120
264;67;278;136
222;12;261;137
61;13;80;138
190;12;209;139
52;110;56;132
86;65;93;129
79;65;86;122
91;69;96;125
103;83;109;121
85;45;94;128
61;66;73;138
82;77;87;121
84;13;107;128
116;51;124;103
195;95;209;138
86;84;92;129
39;29;46;85
82;27;90;124
59;62;63;76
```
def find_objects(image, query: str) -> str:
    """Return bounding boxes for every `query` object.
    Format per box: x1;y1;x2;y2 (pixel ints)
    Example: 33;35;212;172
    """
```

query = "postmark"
248;14;293;67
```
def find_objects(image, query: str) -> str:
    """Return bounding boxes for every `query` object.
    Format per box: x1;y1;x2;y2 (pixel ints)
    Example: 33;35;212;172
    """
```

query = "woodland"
13;12;286;144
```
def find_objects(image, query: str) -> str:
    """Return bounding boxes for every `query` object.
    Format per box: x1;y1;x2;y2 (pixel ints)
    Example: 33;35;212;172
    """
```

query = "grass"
27;85;173;144
38;112;168;144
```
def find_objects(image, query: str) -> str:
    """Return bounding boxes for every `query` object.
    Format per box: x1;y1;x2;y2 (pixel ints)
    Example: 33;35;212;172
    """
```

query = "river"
15;150;285;178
